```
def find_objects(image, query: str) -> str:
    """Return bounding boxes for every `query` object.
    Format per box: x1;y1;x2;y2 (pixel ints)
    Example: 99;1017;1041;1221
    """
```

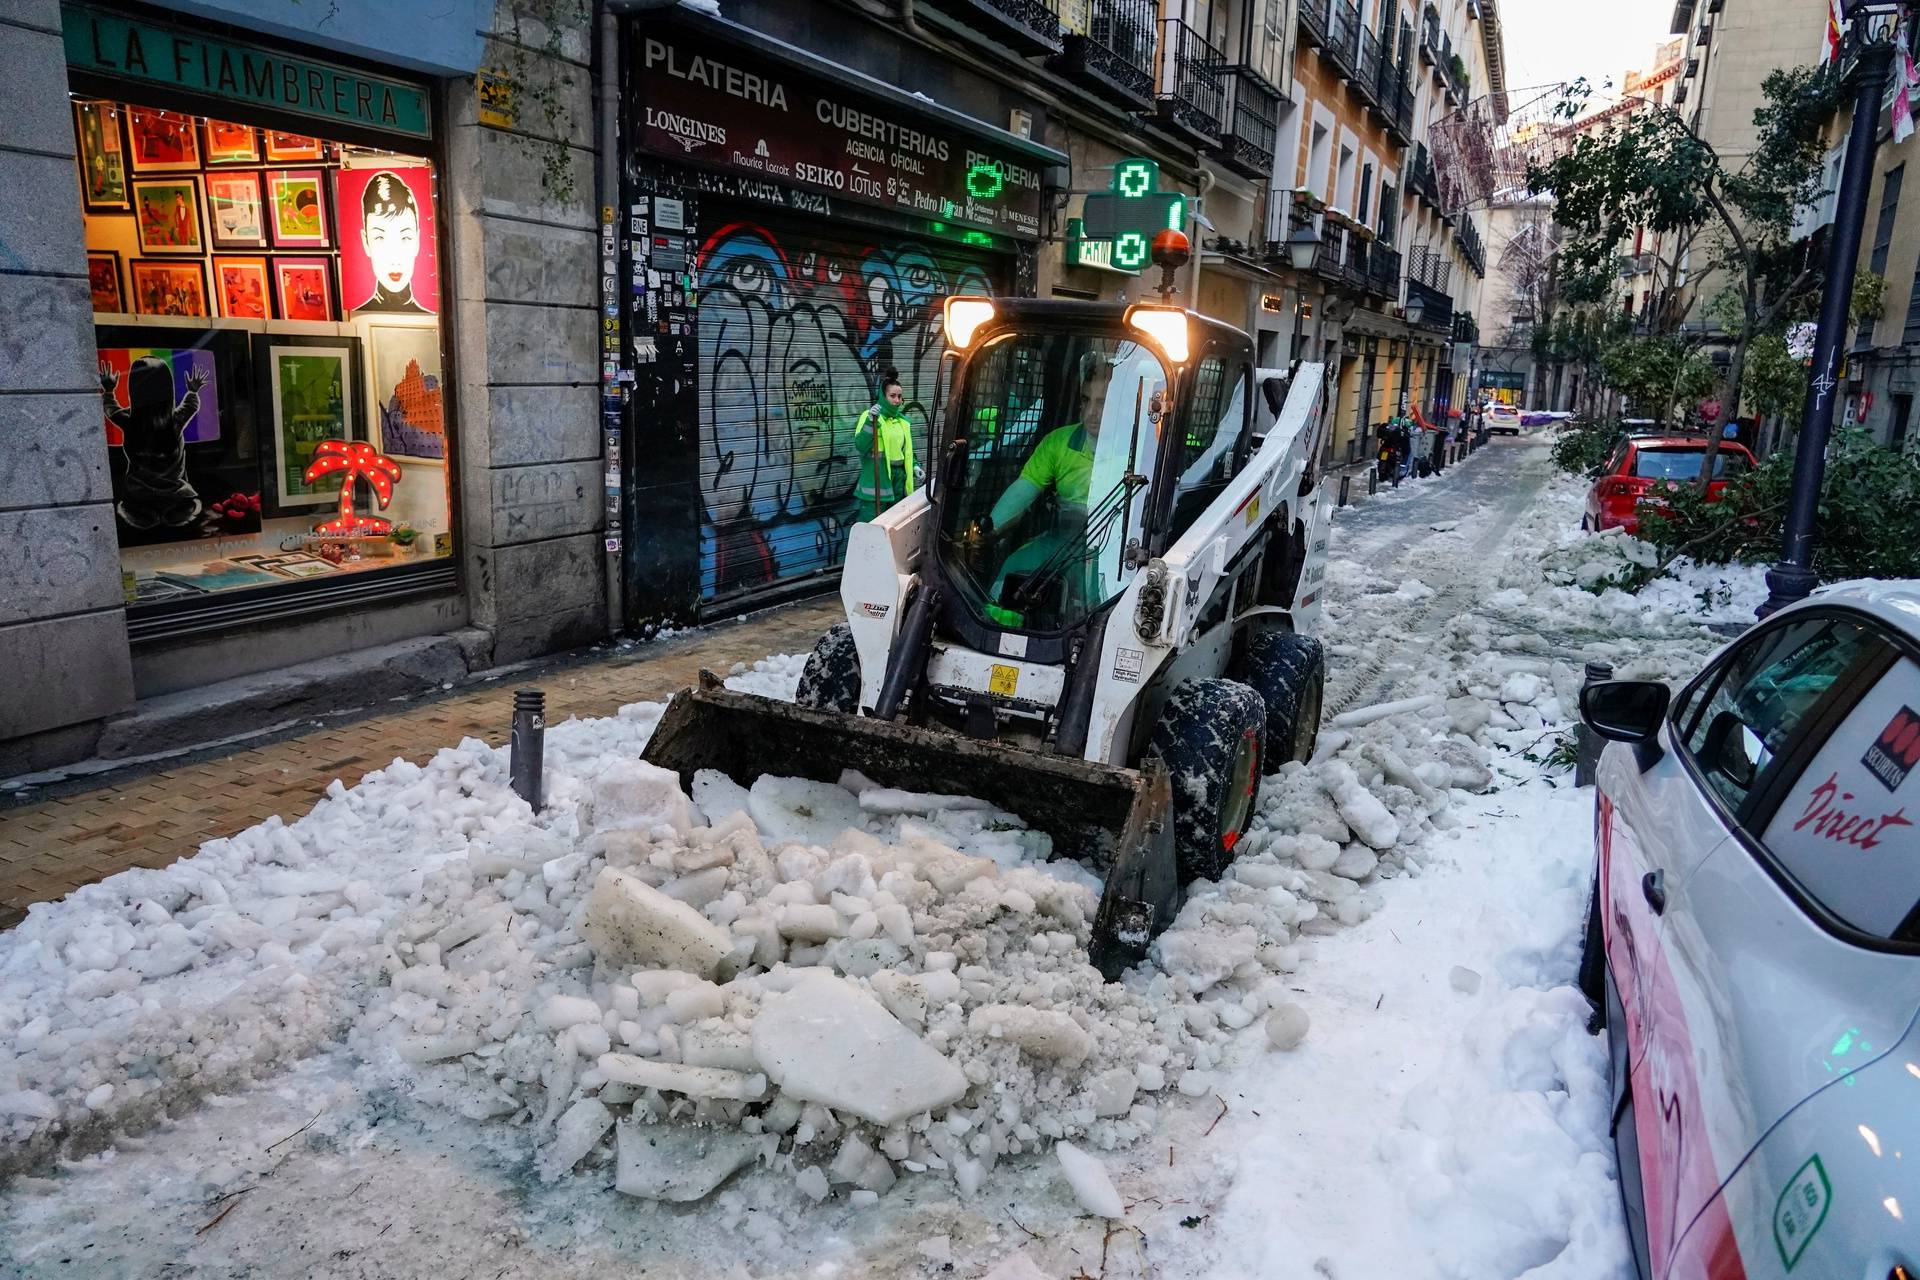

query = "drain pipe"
597;0;678;639
1188;166;1214;306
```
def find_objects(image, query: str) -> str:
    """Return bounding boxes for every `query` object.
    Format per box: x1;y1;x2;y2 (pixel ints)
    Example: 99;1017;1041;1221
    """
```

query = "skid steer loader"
644;287;1334;977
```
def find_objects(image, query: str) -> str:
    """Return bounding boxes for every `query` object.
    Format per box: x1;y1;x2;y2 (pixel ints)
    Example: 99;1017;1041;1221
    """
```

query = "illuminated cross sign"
966;160;1006;199
1080;158;1186;270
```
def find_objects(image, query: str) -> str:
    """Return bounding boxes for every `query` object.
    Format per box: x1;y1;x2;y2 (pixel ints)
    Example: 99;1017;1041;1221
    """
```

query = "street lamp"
1284;223;1321;366
1760;2;1901;617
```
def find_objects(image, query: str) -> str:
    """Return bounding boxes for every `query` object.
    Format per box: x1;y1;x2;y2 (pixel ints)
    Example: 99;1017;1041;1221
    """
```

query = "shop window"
72;96;453;610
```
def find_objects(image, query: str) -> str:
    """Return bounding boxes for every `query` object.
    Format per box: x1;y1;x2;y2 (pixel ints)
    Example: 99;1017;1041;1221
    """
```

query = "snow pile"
1636;557;1769;623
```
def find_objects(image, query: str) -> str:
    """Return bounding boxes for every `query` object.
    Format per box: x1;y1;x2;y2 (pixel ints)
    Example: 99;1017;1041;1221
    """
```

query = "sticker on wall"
654;197;684;231
336;165;438;314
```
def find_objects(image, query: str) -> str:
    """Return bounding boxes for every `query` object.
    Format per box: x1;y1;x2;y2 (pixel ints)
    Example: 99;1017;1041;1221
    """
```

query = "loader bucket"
640;680;1179;979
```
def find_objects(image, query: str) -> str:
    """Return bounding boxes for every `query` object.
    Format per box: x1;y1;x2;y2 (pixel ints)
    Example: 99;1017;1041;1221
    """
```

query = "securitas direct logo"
1863;705;1920;792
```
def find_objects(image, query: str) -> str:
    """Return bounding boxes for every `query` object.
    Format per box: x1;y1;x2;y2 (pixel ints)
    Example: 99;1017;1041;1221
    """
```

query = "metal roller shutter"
694;210;1006;605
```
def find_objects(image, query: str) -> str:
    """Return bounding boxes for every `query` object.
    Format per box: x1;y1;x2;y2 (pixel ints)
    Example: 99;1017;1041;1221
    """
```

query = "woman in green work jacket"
853;377;916;519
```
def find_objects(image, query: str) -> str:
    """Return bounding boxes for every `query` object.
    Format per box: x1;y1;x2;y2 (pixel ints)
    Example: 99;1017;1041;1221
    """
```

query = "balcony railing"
1216;67;1281;178
1298;0;1329;48
1156;17;1227;142
1052;0;1157;108
1457;218;1485;276
921;0;1062;55
1327;0;1361;79
1406;276;1454;331
1407;242;1452;294
1356;25;1382;106
1452;313;1478;345
1394;76;1415;137
1369;242;1401;298
1406;144;1440;208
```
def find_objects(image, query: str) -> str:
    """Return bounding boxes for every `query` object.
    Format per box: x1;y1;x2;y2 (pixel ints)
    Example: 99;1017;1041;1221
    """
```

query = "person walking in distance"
853;373;916;520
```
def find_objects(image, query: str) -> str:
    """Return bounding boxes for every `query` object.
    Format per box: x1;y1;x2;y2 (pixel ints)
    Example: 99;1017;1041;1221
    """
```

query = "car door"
1662;621;1920;1277
1637;610;1909;1276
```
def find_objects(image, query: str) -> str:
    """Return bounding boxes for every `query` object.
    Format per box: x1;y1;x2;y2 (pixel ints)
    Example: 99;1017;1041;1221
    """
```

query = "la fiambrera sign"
63;5;431;139
632;31;1044;240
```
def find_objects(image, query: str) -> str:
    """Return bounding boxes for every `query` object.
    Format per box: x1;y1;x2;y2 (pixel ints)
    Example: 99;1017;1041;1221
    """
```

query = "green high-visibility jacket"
853;405;915;512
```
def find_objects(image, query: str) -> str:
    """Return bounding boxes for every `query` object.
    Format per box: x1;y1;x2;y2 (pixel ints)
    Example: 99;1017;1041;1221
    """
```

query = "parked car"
1582;436;1756;534
1578;581;1920;1279
1486;403;1522;434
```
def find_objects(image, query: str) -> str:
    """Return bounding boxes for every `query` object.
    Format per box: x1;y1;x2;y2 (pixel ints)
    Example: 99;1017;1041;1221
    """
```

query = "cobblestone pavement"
0;598;841;930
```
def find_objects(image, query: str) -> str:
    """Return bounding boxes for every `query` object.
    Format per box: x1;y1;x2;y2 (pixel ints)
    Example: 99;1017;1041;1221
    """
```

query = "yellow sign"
1244;495;1261;527
988;664;1020;697
477;72;517;129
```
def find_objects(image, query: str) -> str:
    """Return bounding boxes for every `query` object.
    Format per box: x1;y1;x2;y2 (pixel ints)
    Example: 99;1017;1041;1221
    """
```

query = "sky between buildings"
1500;0;1675;101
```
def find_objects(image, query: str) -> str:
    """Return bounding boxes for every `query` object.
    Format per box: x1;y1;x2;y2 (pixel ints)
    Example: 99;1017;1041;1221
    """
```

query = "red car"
1582;436;1756;535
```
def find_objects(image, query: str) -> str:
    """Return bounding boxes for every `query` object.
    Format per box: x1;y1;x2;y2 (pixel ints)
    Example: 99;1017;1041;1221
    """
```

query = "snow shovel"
640;675;1180;979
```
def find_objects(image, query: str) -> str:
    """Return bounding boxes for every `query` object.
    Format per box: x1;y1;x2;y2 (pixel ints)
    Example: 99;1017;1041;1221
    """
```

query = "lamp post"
1284;222;1321;367
1759;6;1899;618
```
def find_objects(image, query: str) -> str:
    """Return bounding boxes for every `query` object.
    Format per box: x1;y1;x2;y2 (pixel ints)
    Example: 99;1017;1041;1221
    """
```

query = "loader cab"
930;297;1256;662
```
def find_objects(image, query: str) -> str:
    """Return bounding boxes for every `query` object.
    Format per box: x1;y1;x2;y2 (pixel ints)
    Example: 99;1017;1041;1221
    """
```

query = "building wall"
0;0;136;762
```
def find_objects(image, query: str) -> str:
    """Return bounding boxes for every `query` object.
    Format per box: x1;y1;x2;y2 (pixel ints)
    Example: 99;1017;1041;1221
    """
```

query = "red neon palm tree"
304;440;404;535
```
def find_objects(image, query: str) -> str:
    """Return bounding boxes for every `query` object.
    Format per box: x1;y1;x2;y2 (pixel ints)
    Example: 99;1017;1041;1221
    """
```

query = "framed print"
206;171;268;249
264;131;325;162
202;119;260;165
366;318;445;460
272;257;335;322
267;168;330;248
257;336;362;512
337;166;439;315
87;251;125;314
96;325;260;548
125;106;200;172
212;256;271;319
132;176;205;254
74;101;128;210
129;258;209;317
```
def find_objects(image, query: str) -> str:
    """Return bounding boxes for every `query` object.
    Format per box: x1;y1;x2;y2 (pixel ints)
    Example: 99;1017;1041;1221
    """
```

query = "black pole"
1760;36;1895;618
510;688;546;811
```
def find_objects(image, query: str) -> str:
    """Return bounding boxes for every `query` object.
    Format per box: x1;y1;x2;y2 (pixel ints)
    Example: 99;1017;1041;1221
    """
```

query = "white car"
1486;403;1522;434
1579;580;1920;1278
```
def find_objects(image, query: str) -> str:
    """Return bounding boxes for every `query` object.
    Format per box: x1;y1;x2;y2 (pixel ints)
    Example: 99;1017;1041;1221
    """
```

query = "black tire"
1147;678;1266;885
1241;630;1325;770
1578;868;1607;1033
794;624;861;714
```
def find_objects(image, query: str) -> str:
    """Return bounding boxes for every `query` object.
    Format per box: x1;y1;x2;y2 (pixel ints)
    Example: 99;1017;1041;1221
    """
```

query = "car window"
1760;655;1919;938
1603;439;1630;473
1165;357;1246;541
1632;448;1747;479
1678;615;1886;816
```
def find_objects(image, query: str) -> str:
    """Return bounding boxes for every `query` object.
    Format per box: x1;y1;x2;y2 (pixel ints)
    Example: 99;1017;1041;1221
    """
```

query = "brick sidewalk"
0;597;842;930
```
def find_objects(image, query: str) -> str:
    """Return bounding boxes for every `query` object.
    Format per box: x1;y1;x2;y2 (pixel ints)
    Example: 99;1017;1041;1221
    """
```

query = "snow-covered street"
0;437;1756;1279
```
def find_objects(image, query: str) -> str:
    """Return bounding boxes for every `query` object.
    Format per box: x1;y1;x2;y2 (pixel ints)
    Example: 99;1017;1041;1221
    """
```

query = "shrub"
1551;418;1619;476
1634;428;1920;580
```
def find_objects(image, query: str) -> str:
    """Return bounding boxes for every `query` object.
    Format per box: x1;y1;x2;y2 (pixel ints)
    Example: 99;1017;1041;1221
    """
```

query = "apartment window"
1308;121;1332;200
1902;265;1920;344
1336;144;1357;213
1377;181;1397;240
1358;163;1374;224
1869;165;1903;277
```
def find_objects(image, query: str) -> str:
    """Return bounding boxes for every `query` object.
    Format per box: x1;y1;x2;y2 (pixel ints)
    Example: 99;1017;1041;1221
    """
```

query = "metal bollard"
1338;473;1352;507
1368;467;1378;495
511;688;547;810
1573;661;1613;786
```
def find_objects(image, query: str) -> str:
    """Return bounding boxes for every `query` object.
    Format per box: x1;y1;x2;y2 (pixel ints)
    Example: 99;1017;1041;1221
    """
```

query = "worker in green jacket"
853;378;916;520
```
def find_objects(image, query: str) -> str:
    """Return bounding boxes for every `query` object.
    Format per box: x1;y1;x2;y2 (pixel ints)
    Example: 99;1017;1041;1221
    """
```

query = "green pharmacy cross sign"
1081;158;1186;270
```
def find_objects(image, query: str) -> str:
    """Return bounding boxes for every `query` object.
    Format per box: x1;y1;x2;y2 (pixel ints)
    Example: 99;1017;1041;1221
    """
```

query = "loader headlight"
943;297;996;351
1124;305;1190;364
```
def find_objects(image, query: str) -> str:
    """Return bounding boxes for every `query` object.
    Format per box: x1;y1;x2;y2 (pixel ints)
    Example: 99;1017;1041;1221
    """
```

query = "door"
1626;612;1906;1275
693;210;1005;605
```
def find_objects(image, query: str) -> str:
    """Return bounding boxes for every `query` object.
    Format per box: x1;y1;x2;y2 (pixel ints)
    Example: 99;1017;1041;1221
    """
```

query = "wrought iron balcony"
1156;18;1227;142
1406;276;1454;330
1407;242;1452;295
1327;0;1362;79
921;0;1062;55
1052;0;1157;109
1356;25;1383;111
1457;218;1485;276
1216;67;1281;179
1406;144;1440;208
1369;242;1401;299
1394;76;1415;138
1298;0;1329;48
1452;313;1479;345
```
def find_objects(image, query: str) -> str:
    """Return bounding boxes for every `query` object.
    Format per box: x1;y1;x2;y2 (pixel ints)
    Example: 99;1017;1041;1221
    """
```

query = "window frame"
1668;605;1919;952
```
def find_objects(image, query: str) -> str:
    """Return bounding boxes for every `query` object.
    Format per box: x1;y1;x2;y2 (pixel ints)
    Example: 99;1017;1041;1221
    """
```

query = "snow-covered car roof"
1807;578;1920;637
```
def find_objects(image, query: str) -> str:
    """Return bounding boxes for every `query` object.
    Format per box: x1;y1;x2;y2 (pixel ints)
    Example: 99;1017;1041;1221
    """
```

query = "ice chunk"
1448;965;1482;995
1055;1141;1125;1218
968;1005;1094;1066
751;972;969;1124
856;788;994;816
580;866;732;977
825;937;905;977
597;1053;768;1101
748;776;866;846
776;903;843;943
1086;1067;1138;1117
795;1165;831;1202
1328;694;1440;729
983;1254;1052;1280
540;995;603;1031
614;1119;763;1201
1265;1003;1310;1050
828;1134;897;1193
591;759;693;836
1154;926;1259;992
1330;846;1379;881
680;1025;759;1073
692;769;755;827
0;1091;58;1120
536;1099;614;1183
1316;761;1400;851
